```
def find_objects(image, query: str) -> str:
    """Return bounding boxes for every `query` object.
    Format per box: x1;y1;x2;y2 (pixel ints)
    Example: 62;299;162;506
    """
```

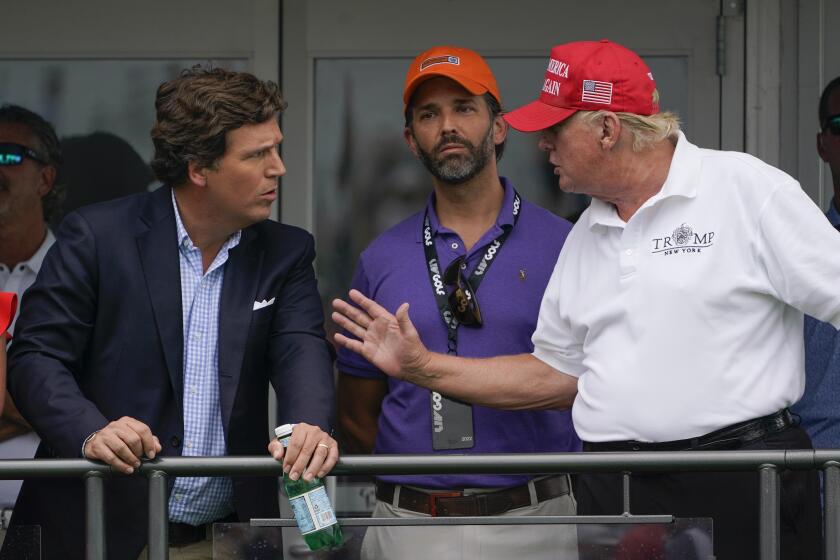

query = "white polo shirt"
532;132;840;443
0;229;55;335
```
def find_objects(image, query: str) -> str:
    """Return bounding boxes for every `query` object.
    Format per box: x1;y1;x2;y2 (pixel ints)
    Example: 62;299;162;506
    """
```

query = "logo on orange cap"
419;56;460;71
403;46;501;108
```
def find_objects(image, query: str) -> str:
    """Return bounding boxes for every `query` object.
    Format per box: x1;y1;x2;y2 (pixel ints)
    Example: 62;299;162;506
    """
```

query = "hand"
332;289;431;381
268;422;338;482
84;416;161;474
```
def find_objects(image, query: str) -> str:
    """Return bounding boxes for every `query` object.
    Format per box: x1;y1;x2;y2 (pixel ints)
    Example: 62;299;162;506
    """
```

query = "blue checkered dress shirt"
168;191;241;524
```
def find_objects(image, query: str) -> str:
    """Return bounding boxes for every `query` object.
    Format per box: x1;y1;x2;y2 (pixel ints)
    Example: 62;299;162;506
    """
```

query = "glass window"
0;59;248;221
0;59;248;164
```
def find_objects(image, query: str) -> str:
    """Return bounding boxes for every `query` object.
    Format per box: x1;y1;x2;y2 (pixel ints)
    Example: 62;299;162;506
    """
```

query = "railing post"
85;470;106;560
759;464;780;560
826;462;840;560
621;471;632;515
148;470;169;560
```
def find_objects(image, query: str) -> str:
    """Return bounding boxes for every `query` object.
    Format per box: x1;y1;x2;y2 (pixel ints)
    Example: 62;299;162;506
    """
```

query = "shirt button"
451;242;459;249
186;442;193;449
191;385;198;394
460;262;467;270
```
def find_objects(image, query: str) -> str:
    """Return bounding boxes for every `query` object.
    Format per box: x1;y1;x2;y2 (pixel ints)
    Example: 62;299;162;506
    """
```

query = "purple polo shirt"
338;177;580;489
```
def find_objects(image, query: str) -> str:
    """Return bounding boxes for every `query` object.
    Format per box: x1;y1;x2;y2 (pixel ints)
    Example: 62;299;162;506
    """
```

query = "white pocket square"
253;297;276;311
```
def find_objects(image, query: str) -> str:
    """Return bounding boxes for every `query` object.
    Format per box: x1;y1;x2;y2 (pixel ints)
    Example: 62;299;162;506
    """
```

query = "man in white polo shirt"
332;40;839;560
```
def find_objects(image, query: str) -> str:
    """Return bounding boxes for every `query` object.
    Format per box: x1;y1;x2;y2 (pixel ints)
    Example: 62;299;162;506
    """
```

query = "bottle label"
289;486;338;535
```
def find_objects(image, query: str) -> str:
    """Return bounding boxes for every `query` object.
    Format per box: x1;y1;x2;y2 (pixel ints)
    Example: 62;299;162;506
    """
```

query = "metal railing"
0;450;838;560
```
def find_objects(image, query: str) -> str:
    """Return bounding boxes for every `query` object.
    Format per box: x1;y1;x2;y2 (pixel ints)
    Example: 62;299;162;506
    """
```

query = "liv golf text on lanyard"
423;191;521;450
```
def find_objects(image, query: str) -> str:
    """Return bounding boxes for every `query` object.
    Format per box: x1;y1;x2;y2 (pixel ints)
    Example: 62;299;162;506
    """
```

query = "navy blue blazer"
6;186;335;559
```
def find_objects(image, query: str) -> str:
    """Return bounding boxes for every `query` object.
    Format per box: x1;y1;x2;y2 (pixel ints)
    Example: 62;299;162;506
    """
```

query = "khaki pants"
361;481;579;560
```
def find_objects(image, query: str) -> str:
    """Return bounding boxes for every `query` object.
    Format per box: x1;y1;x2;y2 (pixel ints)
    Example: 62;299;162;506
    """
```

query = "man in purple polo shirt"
336;46;580;560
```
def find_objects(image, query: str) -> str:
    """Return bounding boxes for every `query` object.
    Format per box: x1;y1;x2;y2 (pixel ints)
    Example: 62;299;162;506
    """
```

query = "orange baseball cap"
403;46;501;108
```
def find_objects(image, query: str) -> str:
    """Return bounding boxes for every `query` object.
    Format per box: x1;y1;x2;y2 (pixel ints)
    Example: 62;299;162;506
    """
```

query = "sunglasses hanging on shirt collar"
0;143;47;166
443;256;483;326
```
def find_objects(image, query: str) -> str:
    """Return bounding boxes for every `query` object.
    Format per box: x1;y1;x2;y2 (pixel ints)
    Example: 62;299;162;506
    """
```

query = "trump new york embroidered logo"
650;223;716;256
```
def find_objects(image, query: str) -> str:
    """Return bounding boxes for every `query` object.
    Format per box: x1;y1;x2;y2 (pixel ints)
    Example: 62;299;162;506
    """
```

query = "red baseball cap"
403;46;501;108
504;39;658;132
0;292;17;339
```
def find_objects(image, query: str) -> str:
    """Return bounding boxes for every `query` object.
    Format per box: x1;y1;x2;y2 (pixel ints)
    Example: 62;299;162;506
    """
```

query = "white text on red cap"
547;59;569;79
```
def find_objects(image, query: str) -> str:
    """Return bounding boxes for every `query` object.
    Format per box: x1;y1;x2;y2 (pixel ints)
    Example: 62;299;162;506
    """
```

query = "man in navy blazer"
5;67;338;559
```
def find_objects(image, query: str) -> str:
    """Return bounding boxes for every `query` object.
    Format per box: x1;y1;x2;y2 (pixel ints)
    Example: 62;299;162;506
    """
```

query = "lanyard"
422;190;521;355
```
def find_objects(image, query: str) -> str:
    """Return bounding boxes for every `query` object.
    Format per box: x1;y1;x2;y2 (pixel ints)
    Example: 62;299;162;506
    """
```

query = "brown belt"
375;475;571;517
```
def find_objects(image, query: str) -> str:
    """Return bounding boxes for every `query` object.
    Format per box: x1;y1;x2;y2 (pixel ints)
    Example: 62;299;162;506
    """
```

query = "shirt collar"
170;189;242;256
421;176;516;240
587;131;699;230
18;229;56;274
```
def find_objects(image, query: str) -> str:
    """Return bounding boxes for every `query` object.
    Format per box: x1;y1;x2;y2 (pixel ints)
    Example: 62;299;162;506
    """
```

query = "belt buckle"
427;491;462;517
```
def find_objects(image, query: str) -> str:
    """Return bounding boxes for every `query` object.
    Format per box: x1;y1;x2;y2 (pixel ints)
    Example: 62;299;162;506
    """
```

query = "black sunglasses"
443;256;483;326
822;114;840;136
0;143;47;166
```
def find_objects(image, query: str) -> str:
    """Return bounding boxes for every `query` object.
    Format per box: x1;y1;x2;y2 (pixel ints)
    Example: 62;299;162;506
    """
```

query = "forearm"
408;352;578;410
0;419;31;441
339;415;377;454
271;335;336;431
337;374;386;454
9;352;108;456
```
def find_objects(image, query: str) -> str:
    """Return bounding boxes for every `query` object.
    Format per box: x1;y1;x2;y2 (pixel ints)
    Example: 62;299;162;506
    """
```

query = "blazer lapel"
137;187;184;408
218;227;264;430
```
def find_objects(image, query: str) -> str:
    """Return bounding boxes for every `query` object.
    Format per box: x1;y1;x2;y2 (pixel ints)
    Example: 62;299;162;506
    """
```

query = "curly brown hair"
150;66;288;187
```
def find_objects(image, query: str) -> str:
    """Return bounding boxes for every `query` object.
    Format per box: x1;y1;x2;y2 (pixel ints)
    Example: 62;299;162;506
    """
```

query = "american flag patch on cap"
581;80;613;104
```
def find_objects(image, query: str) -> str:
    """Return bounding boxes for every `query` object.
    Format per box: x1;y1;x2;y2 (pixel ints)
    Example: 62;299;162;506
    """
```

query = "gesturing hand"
84;416;161;474
332;289;431;382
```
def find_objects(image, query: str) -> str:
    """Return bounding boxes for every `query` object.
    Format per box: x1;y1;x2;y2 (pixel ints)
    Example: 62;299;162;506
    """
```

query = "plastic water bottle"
275;424;343;550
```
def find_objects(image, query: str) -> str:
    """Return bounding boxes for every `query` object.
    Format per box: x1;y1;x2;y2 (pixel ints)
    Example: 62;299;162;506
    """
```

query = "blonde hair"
577;91;681;151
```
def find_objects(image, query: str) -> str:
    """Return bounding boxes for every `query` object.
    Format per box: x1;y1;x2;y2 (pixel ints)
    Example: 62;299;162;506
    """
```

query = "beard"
414;123;495;185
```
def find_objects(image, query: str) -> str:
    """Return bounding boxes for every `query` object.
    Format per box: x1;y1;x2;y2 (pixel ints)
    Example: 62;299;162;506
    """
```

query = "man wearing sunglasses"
334;40;840;559
0;104;64;545
336;46;580;560
792;76;840;452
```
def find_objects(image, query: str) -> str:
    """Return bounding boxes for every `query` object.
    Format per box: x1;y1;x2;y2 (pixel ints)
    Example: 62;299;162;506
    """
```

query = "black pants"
574;425;821;560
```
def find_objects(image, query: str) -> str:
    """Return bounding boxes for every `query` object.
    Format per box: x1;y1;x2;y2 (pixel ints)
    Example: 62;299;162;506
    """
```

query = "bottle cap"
274;423;294;439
